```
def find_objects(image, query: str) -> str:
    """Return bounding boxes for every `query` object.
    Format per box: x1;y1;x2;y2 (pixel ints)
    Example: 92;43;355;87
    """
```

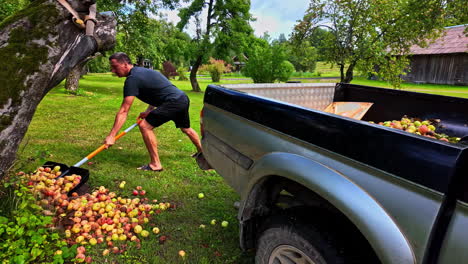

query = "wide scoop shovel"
42;120;142;194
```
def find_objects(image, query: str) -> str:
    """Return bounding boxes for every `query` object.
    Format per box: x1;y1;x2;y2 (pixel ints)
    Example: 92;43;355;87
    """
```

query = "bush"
177;67;188;81
86;56;109;73
0;174;76;263
243;43;295;83
161;61;178;79
199;58;231;82
276;61;295;82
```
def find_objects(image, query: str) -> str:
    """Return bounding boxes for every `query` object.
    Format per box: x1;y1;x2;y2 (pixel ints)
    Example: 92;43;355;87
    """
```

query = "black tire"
255;215;346;264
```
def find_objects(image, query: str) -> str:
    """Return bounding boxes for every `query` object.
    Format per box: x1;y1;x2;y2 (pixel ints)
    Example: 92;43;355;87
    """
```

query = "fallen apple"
221;221;229;228
179;250;186;258
141;230;149;237
198;193;205;199
119;181;126;189
75;253;86;263
134;225;143;234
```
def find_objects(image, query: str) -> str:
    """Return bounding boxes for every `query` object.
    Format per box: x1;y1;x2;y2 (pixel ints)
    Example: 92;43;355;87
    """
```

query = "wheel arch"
239;152;415;264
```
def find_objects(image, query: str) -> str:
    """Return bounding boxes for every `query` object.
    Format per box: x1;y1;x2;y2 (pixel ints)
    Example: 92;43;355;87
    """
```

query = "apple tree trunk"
0;0;116;178
65;64;84;94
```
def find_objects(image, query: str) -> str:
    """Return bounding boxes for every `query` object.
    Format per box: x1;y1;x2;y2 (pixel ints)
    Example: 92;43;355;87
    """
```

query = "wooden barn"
402;25;468;86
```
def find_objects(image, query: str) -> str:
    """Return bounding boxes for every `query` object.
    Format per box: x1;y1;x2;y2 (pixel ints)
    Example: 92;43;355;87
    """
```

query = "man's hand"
104;135;116;149
138;111;150;120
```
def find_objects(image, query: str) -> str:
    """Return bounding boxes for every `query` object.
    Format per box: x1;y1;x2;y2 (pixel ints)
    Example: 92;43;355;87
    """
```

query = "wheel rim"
268;245;326;264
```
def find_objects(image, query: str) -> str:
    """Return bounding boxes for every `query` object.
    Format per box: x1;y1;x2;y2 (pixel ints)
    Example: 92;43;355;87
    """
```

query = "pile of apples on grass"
371;116;461;143
22;166;172;263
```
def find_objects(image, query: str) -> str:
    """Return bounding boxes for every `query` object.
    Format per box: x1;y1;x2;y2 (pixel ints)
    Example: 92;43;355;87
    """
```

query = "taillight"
200;108;204;138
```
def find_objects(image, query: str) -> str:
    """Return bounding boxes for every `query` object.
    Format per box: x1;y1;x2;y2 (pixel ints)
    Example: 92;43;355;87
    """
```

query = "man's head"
109;52;133;77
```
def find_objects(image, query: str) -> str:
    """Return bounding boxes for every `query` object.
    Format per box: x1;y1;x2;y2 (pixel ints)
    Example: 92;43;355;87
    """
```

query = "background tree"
444;0;468;26
0;0;29;22
65;53;102;94
177;0;254;92
161;21;193;67
277;33;287;44
286;40;317;73
305;27;332;61
0;0;116;178
293;0;447;87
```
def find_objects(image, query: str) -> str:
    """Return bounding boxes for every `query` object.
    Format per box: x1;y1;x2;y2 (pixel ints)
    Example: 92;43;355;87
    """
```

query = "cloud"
250;13;296;40
160;0;310;40
250;0;309;40
161;9;180;24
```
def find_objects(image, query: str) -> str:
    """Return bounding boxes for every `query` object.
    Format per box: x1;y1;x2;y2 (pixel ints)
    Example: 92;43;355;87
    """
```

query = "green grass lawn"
15;74;254;263
11;72;468;263
350;77;468;98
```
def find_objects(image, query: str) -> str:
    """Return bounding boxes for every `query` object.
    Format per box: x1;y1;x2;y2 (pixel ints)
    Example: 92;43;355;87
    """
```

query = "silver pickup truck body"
200;83;468;264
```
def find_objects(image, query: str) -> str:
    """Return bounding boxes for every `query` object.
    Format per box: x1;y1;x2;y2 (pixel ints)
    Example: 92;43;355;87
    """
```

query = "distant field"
351;78;468;99
290;61;342;78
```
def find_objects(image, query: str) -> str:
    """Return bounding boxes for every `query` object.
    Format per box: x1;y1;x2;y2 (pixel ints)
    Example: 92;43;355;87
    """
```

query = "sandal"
137;164;164;172
191;152;202;158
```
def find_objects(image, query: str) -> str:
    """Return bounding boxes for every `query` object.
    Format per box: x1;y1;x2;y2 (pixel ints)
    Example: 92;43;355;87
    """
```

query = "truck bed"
205;83;468;198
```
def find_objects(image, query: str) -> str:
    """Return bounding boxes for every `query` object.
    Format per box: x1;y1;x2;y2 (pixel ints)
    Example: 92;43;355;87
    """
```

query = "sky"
160;0;310;40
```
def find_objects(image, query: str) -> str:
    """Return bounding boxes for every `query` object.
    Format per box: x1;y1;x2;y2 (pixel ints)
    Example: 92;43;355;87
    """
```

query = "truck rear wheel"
255;215;346;264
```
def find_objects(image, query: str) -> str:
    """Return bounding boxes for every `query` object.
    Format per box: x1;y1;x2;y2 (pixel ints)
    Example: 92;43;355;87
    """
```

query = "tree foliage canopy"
0;0;29;22
177;0;254;91
293;0;448;87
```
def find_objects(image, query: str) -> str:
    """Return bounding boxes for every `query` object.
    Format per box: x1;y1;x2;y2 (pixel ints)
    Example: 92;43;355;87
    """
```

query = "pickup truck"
198;82;468;264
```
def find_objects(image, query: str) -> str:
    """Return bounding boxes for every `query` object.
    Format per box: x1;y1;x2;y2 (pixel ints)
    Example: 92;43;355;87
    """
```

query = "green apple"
119;181;126;189
221;221;229;228
141;230;149;237
210;219;216;225
199;224;206;229
198;193;205;199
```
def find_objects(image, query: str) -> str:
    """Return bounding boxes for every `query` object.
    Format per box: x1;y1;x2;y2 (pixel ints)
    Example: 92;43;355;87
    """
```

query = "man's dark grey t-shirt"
123;67;185;107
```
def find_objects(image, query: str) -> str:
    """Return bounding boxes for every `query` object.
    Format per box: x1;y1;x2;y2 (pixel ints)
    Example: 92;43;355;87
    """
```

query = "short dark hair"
109;52;132;64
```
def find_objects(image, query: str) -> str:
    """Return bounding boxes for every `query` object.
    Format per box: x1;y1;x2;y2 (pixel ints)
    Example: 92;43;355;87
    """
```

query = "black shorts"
145;94;191;128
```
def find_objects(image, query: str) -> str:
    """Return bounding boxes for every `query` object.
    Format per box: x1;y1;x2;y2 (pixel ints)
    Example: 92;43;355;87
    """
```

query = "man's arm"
104;96;135;146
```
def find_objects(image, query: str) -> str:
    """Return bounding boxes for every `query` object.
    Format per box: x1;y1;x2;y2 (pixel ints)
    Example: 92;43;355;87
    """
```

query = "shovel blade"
43;161;89;195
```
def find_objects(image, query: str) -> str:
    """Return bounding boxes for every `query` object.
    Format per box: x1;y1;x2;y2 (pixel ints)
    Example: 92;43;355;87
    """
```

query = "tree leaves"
293;0;449;87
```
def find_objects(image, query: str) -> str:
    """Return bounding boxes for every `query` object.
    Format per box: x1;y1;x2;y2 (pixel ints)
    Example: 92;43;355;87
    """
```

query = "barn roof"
409;25;468;55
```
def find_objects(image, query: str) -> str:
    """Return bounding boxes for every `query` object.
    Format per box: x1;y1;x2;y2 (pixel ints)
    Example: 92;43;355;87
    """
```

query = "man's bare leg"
180;128;202;153
139;120;163;170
